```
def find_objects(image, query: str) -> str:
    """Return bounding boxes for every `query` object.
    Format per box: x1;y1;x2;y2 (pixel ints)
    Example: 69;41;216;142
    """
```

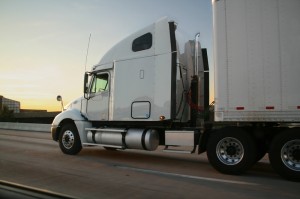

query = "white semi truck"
51;0;300;181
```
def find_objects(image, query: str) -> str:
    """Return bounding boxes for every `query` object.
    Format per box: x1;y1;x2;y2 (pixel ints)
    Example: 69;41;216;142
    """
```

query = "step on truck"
51;0;300;181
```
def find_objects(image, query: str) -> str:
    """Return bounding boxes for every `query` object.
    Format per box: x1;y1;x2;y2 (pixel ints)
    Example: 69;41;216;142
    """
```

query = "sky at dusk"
0;0;212;111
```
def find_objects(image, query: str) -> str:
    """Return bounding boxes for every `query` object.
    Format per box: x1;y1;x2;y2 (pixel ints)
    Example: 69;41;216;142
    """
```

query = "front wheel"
269;129;300;181
206;127;257;175
59;123;82;155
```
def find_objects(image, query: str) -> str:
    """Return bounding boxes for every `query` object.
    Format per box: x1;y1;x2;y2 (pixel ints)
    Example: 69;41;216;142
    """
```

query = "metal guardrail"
0;122;50;132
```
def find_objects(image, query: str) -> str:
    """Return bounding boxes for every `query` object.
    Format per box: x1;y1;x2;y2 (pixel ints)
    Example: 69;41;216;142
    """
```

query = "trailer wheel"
59;123;82;155
206;127;257;175
269;129;300;181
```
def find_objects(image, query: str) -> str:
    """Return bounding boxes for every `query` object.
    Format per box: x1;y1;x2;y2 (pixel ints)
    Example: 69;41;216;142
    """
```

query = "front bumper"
51;125;59;141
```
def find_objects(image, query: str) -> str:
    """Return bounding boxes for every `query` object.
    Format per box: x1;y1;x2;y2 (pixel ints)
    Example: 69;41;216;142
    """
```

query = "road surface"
0;129;299;198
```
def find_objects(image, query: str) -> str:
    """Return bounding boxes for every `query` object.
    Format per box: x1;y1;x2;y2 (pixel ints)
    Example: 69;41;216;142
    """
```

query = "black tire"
269;129;300;182
59;123;82;155
206;127;257;175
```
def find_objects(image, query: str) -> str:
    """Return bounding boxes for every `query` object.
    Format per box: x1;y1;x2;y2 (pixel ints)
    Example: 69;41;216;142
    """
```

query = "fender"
51;109;92;143
52;109;86;125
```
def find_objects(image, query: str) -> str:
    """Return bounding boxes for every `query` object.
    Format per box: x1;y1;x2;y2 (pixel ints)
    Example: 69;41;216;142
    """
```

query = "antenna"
84;33;92;72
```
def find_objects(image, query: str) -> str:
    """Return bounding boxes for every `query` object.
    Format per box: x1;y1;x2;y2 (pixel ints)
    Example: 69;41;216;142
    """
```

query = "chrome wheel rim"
281;139;300;171
62;130;75;149
216;137;244;165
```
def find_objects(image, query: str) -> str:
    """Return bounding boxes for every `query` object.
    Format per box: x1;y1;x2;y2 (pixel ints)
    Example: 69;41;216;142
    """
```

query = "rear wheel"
59;123;82;155
269;129;300;181
206;127;257;175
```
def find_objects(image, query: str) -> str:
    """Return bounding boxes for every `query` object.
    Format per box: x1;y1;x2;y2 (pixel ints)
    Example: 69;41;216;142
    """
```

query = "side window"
90;73;109;93
132;33;152;52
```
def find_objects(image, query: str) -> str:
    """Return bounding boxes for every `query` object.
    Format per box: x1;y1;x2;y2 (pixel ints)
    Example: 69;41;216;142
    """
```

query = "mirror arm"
56;95;64;111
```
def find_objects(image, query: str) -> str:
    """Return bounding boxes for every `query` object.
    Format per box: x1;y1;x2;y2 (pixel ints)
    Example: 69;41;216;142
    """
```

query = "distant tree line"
0;105;15;122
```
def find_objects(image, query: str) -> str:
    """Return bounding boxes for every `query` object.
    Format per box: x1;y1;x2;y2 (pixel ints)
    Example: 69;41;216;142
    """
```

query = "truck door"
86;72;110;121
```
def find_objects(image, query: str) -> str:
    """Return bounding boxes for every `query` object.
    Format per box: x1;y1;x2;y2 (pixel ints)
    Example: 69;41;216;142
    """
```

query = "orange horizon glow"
20;99;61;112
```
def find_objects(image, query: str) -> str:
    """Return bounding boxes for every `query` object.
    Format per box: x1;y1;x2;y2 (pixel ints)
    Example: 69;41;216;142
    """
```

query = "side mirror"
84;73;89;94
57;95;62;101
84;73;91;99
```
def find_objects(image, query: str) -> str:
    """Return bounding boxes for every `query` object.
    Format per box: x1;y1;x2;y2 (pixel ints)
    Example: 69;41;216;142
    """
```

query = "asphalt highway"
0;129;299;198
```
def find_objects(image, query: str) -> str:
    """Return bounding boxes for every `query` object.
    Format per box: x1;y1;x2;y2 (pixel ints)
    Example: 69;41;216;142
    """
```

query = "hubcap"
281;139;300;171
216;137;244;165
62;130;75;149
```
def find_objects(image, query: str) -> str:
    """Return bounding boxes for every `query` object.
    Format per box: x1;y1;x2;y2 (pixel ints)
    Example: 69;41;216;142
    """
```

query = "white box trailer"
51;0;300;181
213;0;300;122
